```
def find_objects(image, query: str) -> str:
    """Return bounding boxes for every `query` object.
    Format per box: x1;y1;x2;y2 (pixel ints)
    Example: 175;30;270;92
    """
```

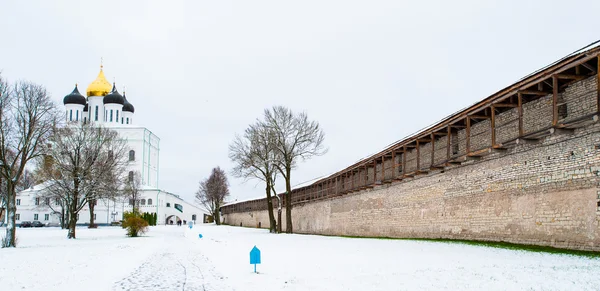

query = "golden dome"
86;67;112;97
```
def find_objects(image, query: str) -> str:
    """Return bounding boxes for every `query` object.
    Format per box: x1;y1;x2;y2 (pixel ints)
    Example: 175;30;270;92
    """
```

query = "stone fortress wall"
223;47;600;251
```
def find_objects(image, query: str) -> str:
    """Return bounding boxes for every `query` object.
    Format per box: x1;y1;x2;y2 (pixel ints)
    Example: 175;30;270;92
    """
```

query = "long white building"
8;65;203;226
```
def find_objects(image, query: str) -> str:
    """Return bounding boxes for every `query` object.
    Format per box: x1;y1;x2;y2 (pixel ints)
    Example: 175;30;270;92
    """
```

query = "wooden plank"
466;116;471;153
491;105;496;146
598;56;600;114
450;124;467;128
553;75;559;126
518;92;523;136
433;131;448;136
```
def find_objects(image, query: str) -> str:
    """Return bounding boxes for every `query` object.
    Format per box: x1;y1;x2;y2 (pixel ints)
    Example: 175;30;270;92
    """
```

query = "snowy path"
112;230;231;291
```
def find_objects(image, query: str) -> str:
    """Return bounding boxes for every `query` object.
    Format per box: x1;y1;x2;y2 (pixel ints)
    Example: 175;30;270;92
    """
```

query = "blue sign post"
250;246;261;273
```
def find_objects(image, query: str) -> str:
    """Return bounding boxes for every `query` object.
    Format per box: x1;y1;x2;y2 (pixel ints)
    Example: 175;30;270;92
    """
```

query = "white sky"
1;1;599;204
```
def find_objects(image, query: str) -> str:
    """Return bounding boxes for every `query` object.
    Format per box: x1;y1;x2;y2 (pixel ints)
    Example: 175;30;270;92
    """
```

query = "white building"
8;65;204;226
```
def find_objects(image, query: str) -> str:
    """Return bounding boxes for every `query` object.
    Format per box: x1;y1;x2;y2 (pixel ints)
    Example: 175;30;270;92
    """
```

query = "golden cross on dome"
100;57;104;69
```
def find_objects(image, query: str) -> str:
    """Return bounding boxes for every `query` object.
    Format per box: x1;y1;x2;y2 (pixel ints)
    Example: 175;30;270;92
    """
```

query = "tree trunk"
285;168;293;233
60;209;67;229
3;183;17;247
265;180;276;233
214;201;221;225
88;200;96;228
67;210;77;239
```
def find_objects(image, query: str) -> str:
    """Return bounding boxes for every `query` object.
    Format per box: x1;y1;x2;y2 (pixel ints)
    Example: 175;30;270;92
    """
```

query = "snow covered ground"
1;225;599;291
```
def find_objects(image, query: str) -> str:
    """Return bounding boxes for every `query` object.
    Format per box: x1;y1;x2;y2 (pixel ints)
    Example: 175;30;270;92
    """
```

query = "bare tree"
36;123;128;239
195;167;229;225
0;76;58;247
262;106;326;233
229;122;279;232
123;171;142;214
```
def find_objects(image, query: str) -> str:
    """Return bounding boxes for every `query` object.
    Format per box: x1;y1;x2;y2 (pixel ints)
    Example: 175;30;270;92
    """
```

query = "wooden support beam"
450;124;467;128
556;74;586;80
520;90;551;96
493;103;518;108
373;160;377;184
597;56;600;114
491;105;496;146
552;75;559;126
430;133;435;167
468;115;490;120
402;145;407;175
380;156;385;183
391;151;396;180
446;125;451;161
417;138;432;143
582;62;596;74
433;131;448;136
516;138;541;145
576;65;581;75
518;92;523;136
416;140;420;171
466;116;471;153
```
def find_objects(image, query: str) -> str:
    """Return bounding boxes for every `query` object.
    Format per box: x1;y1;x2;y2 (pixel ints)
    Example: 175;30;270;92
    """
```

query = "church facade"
8;66;202;226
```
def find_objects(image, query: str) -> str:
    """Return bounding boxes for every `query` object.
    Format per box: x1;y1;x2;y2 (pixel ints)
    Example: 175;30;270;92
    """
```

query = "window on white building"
141;199;146;206
35;197;40;205
166;203;171;207
94;214;97;220
95;106;99;121
127;117;129;124
69;110;72;121
76;110;79;121
45;198;50;205
128;171;134;182
77;214;79;220
44;214;49;221
16;199;20;206
116;111;119;123
55;198;60;205
34;214;38;220
110;110;113;122
129;150;135;161
147;199;152;206
16;214;20;220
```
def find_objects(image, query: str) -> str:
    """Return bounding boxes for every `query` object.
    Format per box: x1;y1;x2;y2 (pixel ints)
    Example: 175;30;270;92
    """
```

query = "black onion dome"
122;93;135;113
63;85;86;106
103;83;124;105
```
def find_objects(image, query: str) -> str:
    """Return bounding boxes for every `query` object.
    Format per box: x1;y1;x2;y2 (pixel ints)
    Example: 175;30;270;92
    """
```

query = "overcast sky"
1;1;599;204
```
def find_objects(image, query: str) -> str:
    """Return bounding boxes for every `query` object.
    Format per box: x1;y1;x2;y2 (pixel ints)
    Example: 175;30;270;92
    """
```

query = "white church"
8;65;203;226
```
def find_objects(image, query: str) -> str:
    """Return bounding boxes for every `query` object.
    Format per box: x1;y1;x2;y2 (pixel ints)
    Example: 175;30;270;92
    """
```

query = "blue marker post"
250;246;261;273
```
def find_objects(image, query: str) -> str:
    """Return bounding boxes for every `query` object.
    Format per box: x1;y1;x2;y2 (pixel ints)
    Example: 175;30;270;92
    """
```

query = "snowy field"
1;225;599;291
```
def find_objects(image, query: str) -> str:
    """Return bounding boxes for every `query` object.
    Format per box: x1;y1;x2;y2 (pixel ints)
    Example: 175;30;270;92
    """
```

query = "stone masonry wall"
224;76;600;251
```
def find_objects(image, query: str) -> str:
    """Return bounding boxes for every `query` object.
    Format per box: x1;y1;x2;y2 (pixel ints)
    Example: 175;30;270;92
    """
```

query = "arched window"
76;110;79;121
127;118;129;124
129;150;135;161
141;199;146;205
128;171;134;182
95;106;98;121
110;110;113;122
147;199;152;206
69;110;72;121
116;111;119;123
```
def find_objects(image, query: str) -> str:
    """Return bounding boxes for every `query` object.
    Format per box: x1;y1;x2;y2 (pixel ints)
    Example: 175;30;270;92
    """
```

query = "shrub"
121;213;149;237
